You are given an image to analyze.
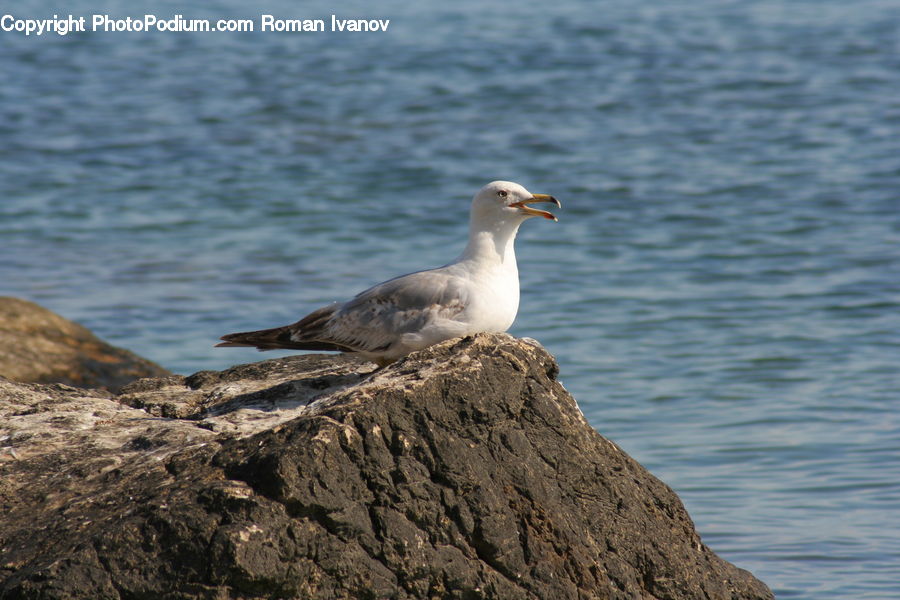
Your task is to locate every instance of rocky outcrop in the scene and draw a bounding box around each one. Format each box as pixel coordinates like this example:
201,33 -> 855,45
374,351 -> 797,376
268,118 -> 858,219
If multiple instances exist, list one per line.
0,333 -> 773,600
0,297 -> 171,393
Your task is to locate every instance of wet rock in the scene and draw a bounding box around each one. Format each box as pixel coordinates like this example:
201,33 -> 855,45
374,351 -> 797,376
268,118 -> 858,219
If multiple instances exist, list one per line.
0,297 -> 171,393
0,333 -> 773,599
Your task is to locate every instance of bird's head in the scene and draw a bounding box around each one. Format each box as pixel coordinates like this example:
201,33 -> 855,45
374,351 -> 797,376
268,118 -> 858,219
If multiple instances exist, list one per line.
471,181 -> 560,224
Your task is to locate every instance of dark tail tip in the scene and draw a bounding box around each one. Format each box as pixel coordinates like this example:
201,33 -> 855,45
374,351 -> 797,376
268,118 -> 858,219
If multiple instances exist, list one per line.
215,330 -> 272,349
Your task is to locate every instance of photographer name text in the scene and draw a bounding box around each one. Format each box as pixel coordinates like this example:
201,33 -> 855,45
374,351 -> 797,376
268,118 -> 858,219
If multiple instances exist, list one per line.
1,14 -> 391,36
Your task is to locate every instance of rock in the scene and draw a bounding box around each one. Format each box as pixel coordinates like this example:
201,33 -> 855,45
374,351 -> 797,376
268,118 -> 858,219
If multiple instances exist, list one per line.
0,297 -> 171,393
0,333 -> 773,600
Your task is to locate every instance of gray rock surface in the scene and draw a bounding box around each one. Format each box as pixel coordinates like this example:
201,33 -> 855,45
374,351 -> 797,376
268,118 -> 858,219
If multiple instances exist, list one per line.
0,333 -> 773,600
0,297 -> 171,392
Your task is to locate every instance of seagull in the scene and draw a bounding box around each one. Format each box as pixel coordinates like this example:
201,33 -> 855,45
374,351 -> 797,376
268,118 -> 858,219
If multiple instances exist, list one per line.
217,181 -> 560,367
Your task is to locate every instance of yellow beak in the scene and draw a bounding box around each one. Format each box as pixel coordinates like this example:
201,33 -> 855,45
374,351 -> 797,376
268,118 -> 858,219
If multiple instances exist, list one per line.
510,193 -> 561,221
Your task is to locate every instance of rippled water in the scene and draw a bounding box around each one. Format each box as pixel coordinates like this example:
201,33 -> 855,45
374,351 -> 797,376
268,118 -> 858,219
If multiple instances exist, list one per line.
2,1 -> 899,597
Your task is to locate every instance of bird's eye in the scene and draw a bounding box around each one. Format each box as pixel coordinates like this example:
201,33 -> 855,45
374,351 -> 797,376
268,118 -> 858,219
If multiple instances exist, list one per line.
498,190 -> 508,198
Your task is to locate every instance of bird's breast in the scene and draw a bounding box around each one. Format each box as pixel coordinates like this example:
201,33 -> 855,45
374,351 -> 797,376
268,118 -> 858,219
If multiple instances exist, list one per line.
462,263 -> 520,333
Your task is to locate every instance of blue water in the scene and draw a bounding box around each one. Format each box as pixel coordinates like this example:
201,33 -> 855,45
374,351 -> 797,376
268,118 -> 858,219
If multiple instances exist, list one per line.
2,1 -> 899,596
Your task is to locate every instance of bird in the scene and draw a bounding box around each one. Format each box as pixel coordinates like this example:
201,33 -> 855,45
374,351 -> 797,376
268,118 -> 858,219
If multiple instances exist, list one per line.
216,181 -> 560,367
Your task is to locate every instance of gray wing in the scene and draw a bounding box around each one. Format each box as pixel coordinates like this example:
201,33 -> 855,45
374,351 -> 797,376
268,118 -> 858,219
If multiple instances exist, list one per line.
318,268 -> 470,353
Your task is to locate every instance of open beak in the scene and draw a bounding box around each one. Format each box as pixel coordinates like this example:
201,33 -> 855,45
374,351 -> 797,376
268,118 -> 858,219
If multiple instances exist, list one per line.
510,193 -> 561,221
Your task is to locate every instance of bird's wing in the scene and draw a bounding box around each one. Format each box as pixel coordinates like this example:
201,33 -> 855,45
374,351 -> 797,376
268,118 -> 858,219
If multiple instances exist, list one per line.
303,268 -> 470,353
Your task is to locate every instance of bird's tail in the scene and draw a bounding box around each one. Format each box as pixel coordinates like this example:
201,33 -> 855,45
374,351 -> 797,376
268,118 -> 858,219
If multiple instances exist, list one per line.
216,325 -> 301,351
216,305 -> 352,352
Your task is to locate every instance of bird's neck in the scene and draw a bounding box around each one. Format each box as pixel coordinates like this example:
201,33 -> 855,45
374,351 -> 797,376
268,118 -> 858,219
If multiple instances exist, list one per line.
459,218 -> 523,268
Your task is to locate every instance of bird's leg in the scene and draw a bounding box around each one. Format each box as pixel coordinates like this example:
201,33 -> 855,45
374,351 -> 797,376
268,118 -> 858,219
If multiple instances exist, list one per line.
362,358 -> 395,377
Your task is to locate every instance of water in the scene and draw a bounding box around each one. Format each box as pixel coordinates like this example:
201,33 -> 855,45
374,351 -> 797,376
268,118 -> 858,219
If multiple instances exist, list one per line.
2,0 -> 899,597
